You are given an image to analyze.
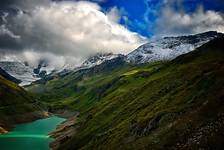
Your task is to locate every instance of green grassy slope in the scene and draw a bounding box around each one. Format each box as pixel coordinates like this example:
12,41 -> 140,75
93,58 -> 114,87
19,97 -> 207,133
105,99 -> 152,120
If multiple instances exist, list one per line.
27,59 -> 139,111
28,37 -> 224,149
0,75 -> 44,128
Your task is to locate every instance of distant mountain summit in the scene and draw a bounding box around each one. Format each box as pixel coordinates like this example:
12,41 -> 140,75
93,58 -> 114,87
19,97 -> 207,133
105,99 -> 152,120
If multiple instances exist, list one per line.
0,60 -> 56,86
126,31 -> 223,64
81,53 -> 124,69
0,61 -> 40,86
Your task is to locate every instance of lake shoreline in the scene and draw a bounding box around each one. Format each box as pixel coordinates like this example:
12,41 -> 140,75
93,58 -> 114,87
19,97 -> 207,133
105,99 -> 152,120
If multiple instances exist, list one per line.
0,116 -> 66,150
49,110 -> 80,150
0,109 -> 79,150
0,110 -> 49,134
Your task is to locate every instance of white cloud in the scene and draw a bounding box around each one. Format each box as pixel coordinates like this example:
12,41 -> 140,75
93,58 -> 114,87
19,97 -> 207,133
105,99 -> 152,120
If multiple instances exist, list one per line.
106,7 -> 121,23
21,51 -> 82,68
1,0 -> 146,66
154,6 -> 224,37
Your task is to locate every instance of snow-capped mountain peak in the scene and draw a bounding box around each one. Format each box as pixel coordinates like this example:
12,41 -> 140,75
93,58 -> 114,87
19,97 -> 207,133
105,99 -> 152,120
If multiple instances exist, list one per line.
0,59 -> 62,86
81,53 -> 123,68
0,61 -> 40,86
126,31 -> 223,64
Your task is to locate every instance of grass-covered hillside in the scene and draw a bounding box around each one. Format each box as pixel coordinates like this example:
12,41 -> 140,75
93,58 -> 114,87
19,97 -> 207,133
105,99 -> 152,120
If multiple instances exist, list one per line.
28,37 -> 224,150
0,75 -> 45,130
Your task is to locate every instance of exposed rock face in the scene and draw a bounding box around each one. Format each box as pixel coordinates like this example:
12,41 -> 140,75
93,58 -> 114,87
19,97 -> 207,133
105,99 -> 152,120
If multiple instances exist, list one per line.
129,114 -> 163,137
0,126 -> 8,134
175,113 -> 224,150
49,111 -> 80,150
0,67 -> 21,84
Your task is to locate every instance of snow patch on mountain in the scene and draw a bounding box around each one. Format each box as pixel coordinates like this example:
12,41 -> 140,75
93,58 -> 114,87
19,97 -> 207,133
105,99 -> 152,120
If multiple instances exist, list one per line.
126,31 -> 223,64
81,53 -> 122,69
0,61 -> 40,86
0,56 -> 78,86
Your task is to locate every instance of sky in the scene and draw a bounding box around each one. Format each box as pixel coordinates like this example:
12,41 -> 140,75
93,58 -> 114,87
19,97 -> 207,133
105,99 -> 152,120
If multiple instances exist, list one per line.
97,0 -> 224,36
0,0 -> 224,68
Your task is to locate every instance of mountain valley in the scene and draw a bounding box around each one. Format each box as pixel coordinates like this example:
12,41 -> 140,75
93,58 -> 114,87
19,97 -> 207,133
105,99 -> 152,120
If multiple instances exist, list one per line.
26,36 -> 224,149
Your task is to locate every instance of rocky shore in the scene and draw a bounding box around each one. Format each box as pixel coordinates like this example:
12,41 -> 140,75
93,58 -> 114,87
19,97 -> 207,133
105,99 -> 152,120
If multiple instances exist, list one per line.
49,110 -> 79,150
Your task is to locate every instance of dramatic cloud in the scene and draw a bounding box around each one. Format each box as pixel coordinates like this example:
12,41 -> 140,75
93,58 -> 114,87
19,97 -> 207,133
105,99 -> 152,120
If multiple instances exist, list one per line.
0,0 -> 146,66
153,3 -> 224,37
2,0 -> 223,68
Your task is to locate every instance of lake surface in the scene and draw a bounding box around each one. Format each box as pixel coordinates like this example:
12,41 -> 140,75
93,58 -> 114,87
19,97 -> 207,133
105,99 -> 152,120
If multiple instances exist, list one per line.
0,116 -> 66,150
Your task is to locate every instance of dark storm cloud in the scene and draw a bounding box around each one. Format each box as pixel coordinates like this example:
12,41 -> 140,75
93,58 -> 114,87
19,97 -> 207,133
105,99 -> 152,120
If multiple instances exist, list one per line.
0,0 -> 15,9
0,34 -> 21,50
0,0 -> 50,10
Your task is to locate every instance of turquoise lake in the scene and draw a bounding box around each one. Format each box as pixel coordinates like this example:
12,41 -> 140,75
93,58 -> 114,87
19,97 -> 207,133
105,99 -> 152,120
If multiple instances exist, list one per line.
0,116 -> 66,150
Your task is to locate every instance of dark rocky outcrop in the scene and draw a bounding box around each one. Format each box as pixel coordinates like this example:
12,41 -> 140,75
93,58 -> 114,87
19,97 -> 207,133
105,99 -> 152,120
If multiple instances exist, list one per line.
0,67 -> 21,84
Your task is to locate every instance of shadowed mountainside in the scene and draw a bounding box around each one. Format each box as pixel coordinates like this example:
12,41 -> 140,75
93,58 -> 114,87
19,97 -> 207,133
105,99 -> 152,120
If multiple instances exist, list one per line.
0,75 -> 46,132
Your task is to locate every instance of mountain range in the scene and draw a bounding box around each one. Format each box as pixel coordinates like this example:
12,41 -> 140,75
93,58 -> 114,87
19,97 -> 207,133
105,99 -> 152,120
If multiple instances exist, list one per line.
0,31 -> 223,86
